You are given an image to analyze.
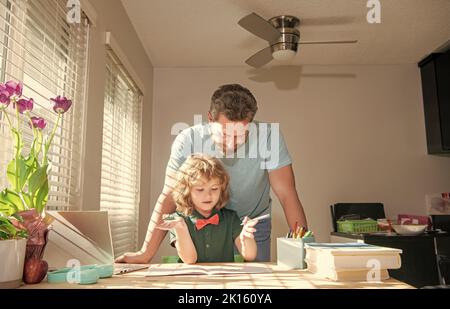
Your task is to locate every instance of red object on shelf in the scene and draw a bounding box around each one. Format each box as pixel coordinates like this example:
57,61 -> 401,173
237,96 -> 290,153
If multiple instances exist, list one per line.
397,214 -> 432,228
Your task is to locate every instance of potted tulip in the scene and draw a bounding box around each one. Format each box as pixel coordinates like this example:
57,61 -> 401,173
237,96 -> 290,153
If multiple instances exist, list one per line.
0,80 -> 72,285
0,214 -> 28,288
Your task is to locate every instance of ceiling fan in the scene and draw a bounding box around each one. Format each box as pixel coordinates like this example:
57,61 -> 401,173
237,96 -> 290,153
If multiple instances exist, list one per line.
238,13 -> 358,68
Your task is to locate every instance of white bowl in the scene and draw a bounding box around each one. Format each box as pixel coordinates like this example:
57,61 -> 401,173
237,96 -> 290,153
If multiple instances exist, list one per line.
391,224 -> 427,236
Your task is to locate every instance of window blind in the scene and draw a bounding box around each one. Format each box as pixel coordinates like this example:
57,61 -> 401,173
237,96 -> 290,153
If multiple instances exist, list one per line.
0,0 -> 89,210
100,49 -> 142,257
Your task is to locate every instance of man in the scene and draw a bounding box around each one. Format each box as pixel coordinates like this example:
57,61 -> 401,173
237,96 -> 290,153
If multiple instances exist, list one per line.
116,84 -> 307,263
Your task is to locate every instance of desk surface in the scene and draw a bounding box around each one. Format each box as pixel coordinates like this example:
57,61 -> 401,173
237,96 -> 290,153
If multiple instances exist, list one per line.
22,263 -> 413,289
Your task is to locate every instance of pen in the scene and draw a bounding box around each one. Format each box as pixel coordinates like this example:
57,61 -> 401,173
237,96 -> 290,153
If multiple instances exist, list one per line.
295,226 -> 302,238
303,230 -> 313,238
241,214 -> 271,225
162,215 -> 176,221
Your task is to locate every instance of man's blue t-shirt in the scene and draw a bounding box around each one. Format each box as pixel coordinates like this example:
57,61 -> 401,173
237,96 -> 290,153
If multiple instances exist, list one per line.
166,121 -> 292,219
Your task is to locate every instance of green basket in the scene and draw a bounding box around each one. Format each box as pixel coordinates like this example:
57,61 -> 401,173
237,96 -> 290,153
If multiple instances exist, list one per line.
337,219 -> 379,233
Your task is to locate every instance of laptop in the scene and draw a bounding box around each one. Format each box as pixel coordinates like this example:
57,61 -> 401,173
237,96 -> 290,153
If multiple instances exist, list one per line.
43,211 -> 148,275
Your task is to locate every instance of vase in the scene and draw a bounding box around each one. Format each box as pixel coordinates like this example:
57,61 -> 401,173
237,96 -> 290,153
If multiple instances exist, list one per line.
17,209 -> 51,284
0,238 -> 27,288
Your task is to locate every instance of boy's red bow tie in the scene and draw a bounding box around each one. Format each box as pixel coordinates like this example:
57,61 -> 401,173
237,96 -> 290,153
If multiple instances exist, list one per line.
195,214 -> 219,230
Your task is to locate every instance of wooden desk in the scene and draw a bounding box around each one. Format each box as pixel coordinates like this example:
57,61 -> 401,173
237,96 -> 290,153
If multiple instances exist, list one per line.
22,263 -> 413,289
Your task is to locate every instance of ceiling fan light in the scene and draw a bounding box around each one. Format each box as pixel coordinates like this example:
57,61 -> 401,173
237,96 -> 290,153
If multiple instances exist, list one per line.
272,49 -> 296,61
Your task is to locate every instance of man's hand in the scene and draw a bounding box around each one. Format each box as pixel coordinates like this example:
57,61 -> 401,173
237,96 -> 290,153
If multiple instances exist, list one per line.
115,251 -> 150,264
269,164 -> 308,230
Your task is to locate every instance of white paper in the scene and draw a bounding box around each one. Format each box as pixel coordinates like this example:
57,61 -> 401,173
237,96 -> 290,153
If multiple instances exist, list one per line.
146,263 -> 272,277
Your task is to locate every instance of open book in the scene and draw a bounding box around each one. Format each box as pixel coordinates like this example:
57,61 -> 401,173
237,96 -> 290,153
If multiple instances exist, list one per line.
146,263 -> 272,277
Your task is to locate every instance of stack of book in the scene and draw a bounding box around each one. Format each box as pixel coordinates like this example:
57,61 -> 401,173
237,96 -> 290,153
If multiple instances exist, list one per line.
304,243 -> 402,281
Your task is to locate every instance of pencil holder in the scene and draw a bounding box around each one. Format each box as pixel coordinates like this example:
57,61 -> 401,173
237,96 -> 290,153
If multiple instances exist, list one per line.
277,236 -> 315,269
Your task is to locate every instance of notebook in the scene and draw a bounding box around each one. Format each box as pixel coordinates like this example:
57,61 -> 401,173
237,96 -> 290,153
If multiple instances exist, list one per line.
306,262 -> 390,281
305,243 -> 402,270
305,243 -> 402,256
146,263 -> 272,277
43,211 -> 148,275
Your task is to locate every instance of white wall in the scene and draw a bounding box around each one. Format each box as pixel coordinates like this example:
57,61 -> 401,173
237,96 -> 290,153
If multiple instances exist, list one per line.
80,0 -> 153,246
150,65 -> 450,262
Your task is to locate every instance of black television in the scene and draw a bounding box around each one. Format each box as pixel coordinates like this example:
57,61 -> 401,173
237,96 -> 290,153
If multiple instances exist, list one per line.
418,49 -> 450,154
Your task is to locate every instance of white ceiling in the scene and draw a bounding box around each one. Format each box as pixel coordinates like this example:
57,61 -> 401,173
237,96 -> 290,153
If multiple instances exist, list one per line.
121,0 -> 450,67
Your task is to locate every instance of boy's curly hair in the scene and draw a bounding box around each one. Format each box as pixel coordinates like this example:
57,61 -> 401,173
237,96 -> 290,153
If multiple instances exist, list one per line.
172,154 -> 230,216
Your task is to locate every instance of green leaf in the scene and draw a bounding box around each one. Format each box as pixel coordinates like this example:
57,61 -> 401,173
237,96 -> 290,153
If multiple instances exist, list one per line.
0,217 -> 17,239
6,160 -> 15,188
25,154 -> 39,176
20,192 -> 33,209
34,179 -> 49,213
17,229 -> 28,238
0,204 -> 14,215
0,189 -> 25,215
7,157 -> 30,191
28,165 -> 48,196
11,212 -> 24,222
0,216 -> 28,240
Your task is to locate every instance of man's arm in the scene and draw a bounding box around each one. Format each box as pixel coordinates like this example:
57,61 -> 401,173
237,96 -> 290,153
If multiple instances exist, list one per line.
115,183 -> 177,263
116,130 -> 190,264
115,156 -> 181,263
268,164 -> 308,230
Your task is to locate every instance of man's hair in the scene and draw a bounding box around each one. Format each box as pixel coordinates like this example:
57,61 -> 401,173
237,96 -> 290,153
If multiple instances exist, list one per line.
209,84 -> 258,122
172,154 -> 230,216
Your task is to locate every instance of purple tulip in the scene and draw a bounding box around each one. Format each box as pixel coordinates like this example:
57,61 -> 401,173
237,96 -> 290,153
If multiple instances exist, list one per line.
15,98 -> 34,114
0,84 -> 10,107
5,80 -> 23,96
29,116 -> 47,130
51,96 -> 72,114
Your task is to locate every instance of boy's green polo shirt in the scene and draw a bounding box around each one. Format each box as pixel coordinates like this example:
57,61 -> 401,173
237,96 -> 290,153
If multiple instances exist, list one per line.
169,208 -> 243,263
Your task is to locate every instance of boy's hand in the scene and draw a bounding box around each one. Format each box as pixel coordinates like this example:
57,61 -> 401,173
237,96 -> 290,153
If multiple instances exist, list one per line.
155,214 -> 186,231
240,216 -> 258,240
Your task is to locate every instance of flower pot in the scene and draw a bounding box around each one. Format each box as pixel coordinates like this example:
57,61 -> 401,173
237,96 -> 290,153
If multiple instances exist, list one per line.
0,238 -> 27,288
17,209 -> 51,284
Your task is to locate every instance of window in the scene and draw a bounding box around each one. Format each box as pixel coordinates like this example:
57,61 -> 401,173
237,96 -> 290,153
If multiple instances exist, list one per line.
0,0 -> 89,210
100,50 -> 142,257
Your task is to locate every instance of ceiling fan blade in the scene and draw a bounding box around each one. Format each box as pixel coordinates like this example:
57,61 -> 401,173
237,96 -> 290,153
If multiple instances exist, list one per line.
299,39 -> 358,45
245,46 -> 273,68
238,13 -> 281,42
